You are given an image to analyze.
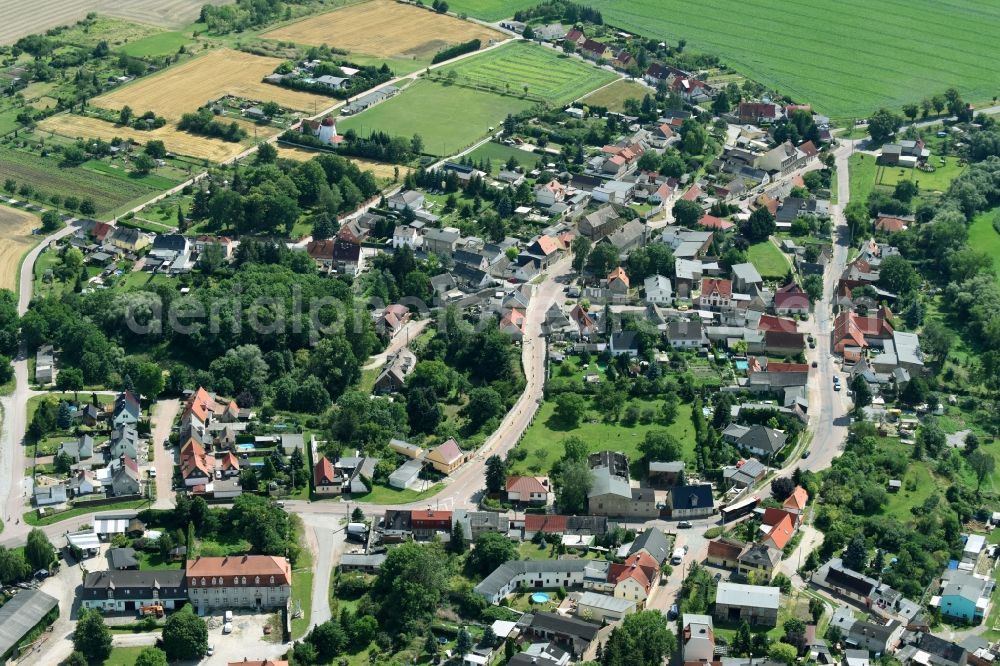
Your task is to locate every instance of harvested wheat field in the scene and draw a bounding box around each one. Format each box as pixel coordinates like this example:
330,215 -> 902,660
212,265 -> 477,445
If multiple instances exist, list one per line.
0,206 -> 39,290
94,49 -> 332,121
264,0 -> 503,62
39,114 -> 280,162
277,146 -> 408,180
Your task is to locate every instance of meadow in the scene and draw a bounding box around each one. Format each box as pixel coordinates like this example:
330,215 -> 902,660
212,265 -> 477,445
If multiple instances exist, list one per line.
580,79 -> 651,112
94,49 -> 331,121
746,241 -> 791,279
337,80 -> 536,156
264,0 -> 503,63
277,146 -> 409,181
0,145 -> 175,217
439,41 -> 618,106
580,0 -> 1000,120
118,30 -> 193,57
466,141 -> 541,173
875,156 -> 965,194
968,208 -> 1000,288
509,395 -> 698,477
444,0 -> 538,21
0,206 -> 39,291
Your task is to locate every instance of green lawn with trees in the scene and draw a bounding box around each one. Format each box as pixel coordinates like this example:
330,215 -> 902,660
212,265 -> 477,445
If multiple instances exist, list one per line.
965,208 -> 1000,287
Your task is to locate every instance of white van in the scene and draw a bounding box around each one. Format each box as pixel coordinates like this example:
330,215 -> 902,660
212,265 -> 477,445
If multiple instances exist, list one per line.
670,547 -> 685,565
224,610 -> 233,623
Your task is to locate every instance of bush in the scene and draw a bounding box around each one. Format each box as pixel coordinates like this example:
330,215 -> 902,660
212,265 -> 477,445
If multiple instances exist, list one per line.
431,39 -> 480,64
703,527 -> 722,539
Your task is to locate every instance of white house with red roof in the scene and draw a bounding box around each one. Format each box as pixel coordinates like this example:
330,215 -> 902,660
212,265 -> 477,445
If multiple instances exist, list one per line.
505,476 -> 550,504
699,278 -> 733,311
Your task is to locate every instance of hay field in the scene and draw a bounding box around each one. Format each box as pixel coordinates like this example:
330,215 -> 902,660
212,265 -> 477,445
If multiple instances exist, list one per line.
0,206 -> 39,291
276,147 -> 409,180
38,114 -> 278,162
264,0 -> 504,62
0,0 -> 227,45
94,49 -> 331,121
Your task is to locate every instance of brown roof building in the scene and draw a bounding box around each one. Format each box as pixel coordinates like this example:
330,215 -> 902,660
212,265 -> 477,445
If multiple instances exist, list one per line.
186,555 -> 292,610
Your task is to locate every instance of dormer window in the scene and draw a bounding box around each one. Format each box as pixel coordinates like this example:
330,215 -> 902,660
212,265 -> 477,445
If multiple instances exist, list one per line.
255,576 -> 260,584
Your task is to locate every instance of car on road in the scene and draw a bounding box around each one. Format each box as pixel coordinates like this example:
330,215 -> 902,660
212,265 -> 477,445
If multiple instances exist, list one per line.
667,604 -> 678,619
834,383 -> 841,391
802,450 -> 810,458
812,361 -> 818,367
677,520 -> 692,528
714,572 -> 723,581
207,645 -> 214,656
148,469 -> 157,478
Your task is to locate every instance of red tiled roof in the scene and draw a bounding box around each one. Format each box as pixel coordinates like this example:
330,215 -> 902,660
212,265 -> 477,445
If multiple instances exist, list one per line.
875,216 -> 908,233
784,485 -> 809,511
501,308 -> 526,332
536,235 -> 560,256
186,555 -> 291,586
608,266 -> 630,288
763,513 -> 795,550
708,538 -> 744,559
700,278 -> 732,300
525,514 -> 568,533
411,510 -> 452,523
314,456 -> 336,487
219,451 -> 240,472
762,507 -> 798,528
739,102 -> 776,119
506,476 -> 548,495
681,185 -> 702,201
798,140 -> 819,158
698,214 -> 734,230
757,314 -> 797,333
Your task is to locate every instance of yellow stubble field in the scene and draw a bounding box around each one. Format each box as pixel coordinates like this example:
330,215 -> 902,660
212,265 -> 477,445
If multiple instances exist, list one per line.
263,0 -> 503,61
0,206 -> 39,291
276,146 -> 408,181
38,114 -> 281,163
93,49 -> 333,121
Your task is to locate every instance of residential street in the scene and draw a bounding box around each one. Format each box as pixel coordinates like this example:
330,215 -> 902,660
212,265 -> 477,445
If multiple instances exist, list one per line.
150,399 -> 180,509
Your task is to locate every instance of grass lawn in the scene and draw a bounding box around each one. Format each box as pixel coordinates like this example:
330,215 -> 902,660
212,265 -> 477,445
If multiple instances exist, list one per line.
24,499 -> 149,526
579,0 -> 1000,121
466,141 -> 541,174
103,646 -> 149,666
884,459 -> 936,521
967,207 -> 1000,287
875,156 -> 965,194
439,42 -> 617,106
580,79 -> 651,112
848,153 -> 878,204
118,31 -> 192,58
746,241 -> 790,278
134,549 -> 182,570
290,525 -> 313,639
337,80 -> 535,156
510,396 -> 697,476
350,482 -> 444,504
444,0 -> 537,20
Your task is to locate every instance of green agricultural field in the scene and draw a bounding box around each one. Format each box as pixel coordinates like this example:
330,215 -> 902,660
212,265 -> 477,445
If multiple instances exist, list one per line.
0,146 -> 174,217
509,396 -> 697,477
466,141 -> 541,173
580,79 -> 651,112
581,0 -> 1000,120
337,80 -> 536,156
747,241 -> 790,278
969,208 -> 1000,288
118,31 -> 192,57
444,0 -> 538,21
438,42 -> 617,106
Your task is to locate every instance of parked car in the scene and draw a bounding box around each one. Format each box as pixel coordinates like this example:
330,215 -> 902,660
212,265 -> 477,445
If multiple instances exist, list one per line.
223,622 -> 233,634
667,604 -> 679,620
207,645 -> 214,656
677,520 -> 692,528
224,611 -> 233,623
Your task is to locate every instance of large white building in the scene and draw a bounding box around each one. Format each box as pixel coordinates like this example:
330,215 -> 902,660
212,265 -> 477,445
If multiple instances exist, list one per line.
186,555 -> 292,611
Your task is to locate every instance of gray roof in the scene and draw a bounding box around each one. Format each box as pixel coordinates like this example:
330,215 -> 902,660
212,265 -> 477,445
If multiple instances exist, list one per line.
0,589 -> 58,657
893,331 -> 923,367
577,591 -> 635,613
940,570 -> 991,603
716,582 -> 780,609
667,320 -> 704,342
738,425 -> 788,454
82,569 -> 186,599
649,461 -> 685,474
629,528 -> 669,564
589,465 -> 632,500
739,543 -> 781,568
732,262 -> 763,285
529,611 -> 600,641
475,560 -> 590,599
340,553 -> 386,569
280,433 -> 304,451
107,547 -> 138,569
